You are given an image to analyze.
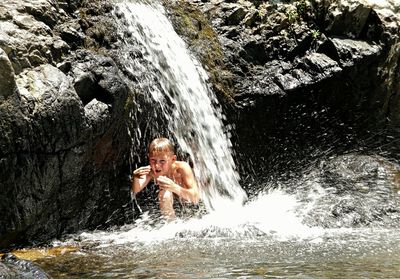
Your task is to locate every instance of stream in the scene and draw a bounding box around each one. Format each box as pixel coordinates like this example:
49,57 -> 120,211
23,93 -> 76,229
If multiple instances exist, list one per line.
34,188 -> 400,278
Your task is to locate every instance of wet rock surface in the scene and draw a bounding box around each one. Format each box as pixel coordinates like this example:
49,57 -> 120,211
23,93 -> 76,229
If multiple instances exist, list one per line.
0,254 -> 50,279
176,0 -> 400,176
299,154 -> 400,228
0,0 -> 133,250
243,153 -> 400,228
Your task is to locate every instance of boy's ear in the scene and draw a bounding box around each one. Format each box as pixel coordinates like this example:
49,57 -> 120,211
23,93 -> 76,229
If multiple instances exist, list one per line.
172,154 -> 177,161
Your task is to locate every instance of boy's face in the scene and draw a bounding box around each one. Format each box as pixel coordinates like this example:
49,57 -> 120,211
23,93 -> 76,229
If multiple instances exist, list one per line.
149,151 -> 176,178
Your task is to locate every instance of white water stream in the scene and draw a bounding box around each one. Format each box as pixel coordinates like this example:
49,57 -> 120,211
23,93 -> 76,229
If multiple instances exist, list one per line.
115,1 -> 247,211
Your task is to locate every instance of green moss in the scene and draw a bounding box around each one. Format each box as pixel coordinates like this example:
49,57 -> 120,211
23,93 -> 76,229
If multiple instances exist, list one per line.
284,0 -> 312,25
295,0 -> 308,18
287,8 -> 299,24
163,0 -> 235,103
124,94 -> 134,114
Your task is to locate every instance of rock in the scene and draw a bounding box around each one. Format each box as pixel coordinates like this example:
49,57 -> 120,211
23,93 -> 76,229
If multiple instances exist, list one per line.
387,41 -> 400,123
224,5 -> 247,26
0,0 -> 131,251
319,37 -> 382,67
23,0 -> 63,29
0,48 -> 17,99
243,9 -> 260,27
85,98 -> 110,125
299,154 -> 400,228
0,254 -> 51,279
73,70 -> 98,105
180,0 -> 400,179
325,2 -> 372,38
57,0 -> 81,13
0,48 -> 132,250
0,0 -> 71,74
56,20 -> 85,49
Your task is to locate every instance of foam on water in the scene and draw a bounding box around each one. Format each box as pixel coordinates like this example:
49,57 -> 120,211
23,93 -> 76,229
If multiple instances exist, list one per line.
68,189 -> 323,248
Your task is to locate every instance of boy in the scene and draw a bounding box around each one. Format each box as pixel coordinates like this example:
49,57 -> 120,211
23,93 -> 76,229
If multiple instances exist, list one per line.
132,138 -> 200,219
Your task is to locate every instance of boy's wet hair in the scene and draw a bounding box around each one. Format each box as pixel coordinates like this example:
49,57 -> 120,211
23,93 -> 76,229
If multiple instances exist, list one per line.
148,138 -> 175,155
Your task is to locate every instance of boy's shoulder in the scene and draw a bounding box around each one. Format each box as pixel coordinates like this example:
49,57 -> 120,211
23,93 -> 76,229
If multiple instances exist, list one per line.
174,160 -> 191,171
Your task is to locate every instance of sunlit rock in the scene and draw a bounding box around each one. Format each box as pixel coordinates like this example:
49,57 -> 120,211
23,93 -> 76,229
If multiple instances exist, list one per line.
0,48 -> 17,99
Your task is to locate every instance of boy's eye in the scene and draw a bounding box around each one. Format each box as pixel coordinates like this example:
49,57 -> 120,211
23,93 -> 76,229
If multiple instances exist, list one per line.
150,159 -> 166,164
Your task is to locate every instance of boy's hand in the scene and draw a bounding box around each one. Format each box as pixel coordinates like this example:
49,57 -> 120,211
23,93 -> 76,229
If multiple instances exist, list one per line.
156,176 -> 177,191
133,166 -> 151,178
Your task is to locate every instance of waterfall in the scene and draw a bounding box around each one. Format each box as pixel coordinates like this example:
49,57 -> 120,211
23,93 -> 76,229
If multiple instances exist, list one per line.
114,1 -> 247,210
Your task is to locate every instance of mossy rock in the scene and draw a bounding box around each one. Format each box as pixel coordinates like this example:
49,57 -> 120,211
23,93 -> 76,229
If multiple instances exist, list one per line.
163,0 -> 235,103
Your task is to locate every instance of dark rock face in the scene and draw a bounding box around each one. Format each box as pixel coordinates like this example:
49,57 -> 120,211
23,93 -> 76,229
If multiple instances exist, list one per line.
179,0 -> 400,176
0,0 -> 134,250
0,56 -> 134,248
0,48 -> 17,98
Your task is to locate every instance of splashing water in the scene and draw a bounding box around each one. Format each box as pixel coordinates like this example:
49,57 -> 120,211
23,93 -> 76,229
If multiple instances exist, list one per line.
115,1 -> 247,210
41,167 -> 400,278
63,188 -> 318,248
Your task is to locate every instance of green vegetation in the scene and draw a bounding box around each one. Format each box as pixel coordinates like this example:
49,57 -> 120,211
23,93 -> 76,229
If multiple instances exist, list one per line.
287,8 -> 299,24
311,28 -> 321,39
286,0 -> 309,24
295,0 -> 308,19
163,0 -> 235,102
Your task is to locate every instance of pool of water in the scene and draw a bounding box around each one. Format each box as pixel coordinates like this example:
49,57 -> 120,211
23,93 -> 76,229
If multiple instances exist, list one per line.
34,190 -> 400,278
35,228 -> 400,278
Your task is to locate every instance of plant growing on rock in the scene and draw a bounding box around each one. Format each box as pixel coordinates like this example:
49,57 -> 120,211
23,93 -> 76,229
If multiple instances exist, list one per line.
311,28 -> 321,39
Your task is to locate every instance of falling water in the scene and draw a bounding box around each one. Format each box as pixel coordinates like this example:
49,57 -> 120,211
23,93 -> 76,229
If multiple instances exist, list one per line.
114,1 -> 247,210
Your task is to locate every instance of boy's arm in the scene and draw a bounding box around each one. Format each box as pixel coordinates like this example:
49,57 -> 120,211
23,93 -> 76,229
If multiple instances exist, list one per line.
179,163 -> 200,203
132,166 -> 152,193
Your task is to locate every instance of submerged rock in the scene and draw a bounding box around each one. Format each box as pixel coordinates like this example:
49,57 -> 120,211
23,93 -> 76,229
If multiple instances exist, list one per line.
0,254 -> 51,279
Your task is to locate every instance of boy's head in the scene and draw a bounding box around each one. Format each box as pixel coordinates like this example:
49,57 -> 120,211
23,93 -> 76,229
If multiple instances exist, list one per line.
148,138 -> 176,177
148,138 -> 175,156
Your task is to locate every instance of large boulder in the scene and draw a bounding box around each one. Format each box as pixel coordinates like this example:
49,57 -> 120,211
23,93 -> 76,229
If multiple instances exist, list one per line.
0,56 -> 134,248
0,0 -> 134,250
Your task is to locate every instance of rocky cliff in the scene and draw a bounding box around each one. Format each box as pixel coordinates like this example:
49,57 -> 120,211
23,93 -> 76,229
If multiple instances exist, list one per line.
165,0 -> 400,176
0,0 -> 134,249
